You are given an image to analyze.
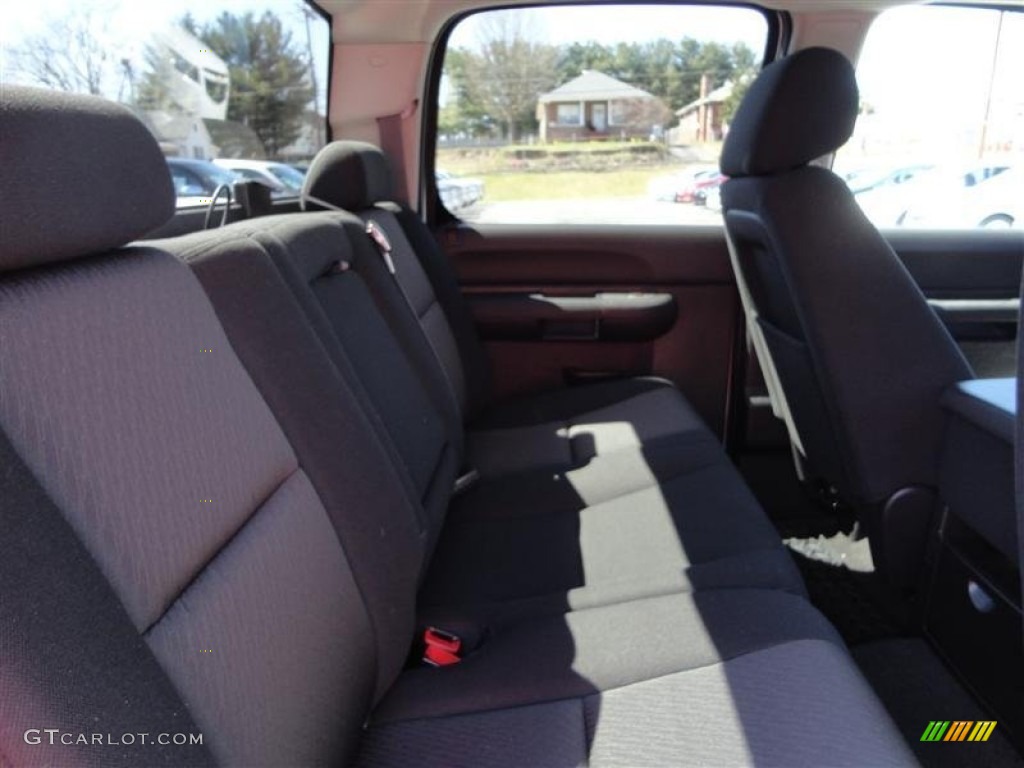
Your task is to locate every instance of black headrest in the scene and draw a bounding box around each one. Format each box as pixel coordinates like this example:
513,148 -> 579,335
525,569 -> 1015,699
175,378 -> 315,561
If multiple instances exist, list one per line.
0,86 -> 175,272
302,141 -> 395,212
720,47 -> 859,178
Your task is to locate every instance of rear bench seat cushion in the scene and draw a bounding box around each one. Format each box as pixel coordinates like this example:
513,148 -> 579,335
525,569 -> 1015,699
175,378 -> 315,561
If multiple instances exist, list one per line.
467,378 -> 715,478
359,640 -> 915,768
420,459 -> 806,628
358,591 -> 917,767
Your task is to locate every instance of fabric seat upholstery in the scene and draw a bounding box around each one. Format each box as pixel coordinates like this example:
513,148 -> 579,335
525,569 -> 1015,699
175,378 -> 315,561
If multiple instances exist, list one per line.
169,213 -> 806,631
0,87 -> 385,766
719,47 -> 973,580
0,85 -> 917,768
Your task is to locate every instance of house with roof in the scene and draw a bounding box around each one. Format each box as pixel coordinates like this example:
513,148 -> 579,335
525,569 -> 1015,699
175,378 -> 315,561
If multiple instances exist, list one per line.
536,70 -> 670,142
671,80 -> 733,145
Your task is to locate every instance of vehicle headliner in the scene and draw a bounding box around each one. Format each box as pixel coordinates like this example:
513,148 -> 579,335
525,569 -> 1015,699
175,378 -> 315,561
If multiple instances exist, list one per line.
317,0 -> 1024,44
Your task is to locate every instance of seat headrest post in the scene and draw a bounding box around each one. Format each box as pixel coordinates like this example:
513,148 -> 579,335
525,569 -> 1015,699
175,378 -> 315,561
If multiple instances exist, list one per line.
720,47 -> 859,178
302,141 -> 395,212
0,86 -> 175,272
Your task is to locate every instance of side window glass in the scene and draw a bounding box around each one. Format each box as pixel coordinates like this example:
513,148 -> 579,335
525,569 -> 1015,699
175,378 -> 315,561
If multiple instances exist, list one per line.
836,6 -> 1023,230
3,1 -> 330,209
436,5 -> 769,225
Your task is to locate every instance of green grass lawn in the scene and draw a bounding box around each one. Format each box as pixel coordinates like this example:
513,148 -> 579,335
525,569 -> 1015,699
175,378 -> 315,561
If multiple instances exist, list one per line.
475,168 -> 669,201
437,143 -> 722,201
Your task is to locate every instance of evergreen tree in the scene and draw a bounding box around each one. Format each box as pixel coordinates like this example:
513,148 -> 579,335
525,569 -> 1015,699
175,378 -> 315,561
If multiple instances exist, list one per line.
197,11 -> 313,158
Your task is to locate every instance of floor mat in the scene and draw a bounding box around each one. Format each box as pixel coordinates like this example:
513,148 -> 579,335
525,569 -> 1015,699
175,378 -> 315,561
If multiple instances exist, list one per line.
776,514 -> 912,645
854,638 -> 1023,768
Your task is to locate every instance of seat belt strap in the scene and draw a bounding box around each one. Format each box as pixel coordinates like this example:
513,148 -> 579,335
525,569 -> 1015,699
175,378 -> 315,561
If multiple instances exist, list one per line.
303,191 -> 466,422
365,220 -> 396,274
1015,268 -> 1023,644
377,100 -> 418,205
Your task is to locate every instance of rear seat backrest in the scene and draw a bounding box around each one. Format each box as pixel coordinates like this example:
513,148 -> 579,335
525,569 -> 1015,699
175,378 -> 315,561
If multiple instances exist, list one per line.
303,141 -> 493,422
170,215 -> 457,558
0,87 -> 378,767
167,224 -> 432,686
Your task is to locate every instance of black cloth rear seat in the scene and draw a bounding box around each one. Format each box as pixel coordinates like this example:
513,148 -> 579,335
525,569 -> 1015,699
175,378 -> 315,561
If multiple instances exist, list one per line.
302,141 -> 716,482
0,87 -> 915,767
168,211 -> 805,635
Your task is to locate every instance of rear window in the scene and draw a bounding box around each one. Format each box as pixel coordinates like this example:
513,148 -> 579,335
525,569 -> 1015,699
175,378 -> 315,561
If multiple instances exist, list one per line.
434,4 -> 770,225
3,0 -> 331,207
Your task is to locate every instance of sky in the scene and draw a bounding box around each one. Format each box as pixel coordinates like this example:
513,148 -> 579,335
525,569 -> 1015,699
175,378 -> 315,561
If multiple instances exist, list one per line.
855,6 -> 1023,128
449,4 -> 769,51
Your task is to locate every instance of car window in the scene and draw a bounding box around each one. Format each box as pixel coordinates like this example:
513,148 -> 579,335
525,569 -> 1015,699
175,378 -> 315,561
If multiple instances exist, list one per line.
435,4 -> 769,225
234,168 -> 268,183
835,6 -> 1024,230
205,163 -> 243,189
267,164 -> 307,190
169,166 -> 206,196
2,0 -> 330,209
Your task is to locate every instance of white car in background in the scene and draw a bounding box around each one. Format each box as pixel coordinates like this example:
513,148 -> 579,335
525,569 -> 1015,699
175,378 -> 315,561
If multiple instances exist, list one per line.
213,158 -> 308,197
852,163 -> 1009,227
846,164 -> 934,226
902,167 -> 1022,229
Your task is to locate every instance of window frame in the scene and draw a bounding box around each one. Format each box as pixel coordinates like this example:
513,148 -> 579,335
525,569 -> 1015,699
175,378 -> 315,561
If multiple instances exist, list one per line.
422,1 -> 787,225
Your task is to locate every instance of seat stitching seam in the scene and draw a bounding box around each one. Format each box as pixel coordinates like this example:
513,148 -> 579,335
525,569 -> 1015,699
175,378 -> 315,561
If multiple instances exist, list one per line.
140,466 -> 301,636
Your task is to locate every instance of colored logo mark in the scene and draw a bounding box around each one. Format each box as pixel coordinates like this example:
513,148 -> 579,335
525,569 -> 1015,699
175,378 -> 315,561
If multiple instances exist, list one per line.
920,721 -> 997,742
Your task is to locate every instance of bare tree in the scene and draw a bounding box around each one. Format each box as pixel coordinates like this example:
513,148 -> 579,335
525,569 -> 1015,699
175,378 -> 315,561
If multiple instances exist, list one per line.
11,8 -> 113,96
454,10 -> 558,142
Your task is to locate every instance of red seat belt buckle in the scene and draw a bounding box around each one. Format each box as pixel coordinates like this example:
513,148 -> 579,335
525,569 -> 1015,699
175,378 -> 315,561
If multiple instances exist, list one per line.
423,627 -> 462,667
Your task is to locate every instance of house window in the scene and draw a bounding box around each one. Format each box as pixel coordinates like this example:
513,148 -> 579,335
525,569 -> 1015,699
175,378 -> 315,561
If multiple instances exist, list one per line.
435,4 -> 769,225
609,100 -> 628,126
555,103 -> 582,126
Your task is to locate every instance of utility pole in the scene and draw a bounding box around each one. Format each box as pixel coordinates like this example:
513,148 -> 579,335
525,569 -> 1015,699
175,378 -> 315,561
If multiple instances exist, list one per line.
301,3 -> 323,148
978,10 -> 1004,159
118,58 -> 135,105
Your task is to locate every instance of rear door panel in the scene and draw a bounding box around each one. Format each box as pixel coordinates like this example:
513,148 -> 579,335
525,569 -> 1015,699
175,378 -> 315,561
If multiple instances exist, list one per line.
891,230 -> 1023,379
439,224 -> 740,438
437,223 -> 1022,449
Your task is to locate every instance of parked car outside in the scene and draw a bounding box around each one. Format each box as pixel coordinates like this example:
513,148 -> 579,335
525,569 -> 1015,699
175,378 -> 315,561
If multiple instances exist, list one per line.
902,167 -> 1022,229
843,164 -> 933,195
694,173 -> 728,206
646,166 -> 715,202
675,169 -> 726,203
845,164 -> 935,225
165,157 -> 241,207
852,164 -> 1007,227
213,158 -> 307,197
